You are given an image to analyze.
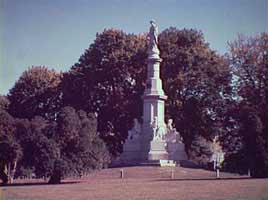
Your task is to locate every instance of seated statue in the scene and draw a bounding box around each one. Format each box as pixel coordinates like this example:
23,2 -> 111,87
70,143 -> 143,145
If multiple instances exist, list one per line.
156,124 -> 166,141
127,118 -> 141,141
165,119 -> 183,142
167,119 -> 175,133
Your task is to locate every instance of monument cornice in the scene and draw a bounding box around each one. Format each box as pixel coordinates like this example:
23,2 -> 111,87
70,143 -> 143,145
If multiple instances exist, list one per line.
143,94 -> 167,100
146,57 -> 162,63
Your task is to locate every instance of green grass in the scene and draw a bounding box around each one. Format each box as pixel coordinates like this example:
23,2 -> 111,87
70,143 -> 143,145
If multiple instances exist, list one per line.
2,166 -> 268,200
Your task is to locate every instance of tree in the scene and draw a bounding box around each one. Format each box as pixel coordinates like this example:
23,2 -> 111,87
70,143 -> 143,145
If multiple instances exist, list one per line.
14,107 -> 110,184
15,117 -> 58,180
8,66 -> 62,120
49,107 -> 110,183
188,135 -> 213,167
0,110 -> 22,184
158,28 -> 232,158
224,33 -> 268,177
61,29 -> 147,156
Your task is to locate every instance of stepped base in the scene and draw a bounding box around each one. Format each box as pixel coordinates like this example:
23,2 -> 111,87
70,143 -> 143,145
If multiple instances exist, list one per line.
167,142 -> 188,161
139,160 -> 161,166
120,139 -> 141,161
148,140 -> 169,160
111,159 -> 179,167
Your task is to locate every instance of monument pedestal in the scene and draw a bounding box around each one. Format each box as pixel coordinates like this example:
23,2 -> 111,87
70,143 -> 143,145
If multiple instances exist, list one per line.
120,139 -> 141,162
167,142 -> 188,162
148,140 -> 168,160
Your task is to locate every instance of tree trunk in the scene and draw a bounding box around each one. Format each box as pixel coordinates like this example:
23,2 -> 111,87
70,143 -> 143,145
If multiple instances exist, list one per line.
0,170 -> 8,185
48,170 -> 61,184
8,161 -> 17,184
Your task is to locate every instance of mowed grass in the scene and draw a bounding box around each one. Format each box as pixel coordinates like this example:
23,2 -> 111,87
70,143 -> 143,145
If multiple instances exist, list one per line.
2,166 -> 268,200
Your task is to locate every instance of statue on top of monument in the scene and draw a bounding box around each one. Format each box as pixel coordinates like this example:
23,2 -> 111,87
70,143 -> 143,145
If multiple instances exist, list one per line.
148,20 -> 160,57
149,20 -> 158,46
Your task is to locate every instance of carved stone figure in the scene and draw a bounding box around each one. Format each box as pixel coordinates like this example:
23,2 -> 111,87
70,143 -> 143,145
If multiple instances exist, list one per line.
148,20 -> 160,57
151,116 -> 158,140
149,20 -> 158,48
150,116 -> 166,141
156,124 -> 166,141
167,119 -> 174,133
127,118 -> 141,140
165,118 -> 183,142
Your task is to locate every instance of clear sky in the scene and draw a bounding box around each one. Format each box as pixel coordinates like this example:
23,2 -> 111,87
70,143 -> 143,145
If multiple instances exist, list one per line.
0,0 -> 267,94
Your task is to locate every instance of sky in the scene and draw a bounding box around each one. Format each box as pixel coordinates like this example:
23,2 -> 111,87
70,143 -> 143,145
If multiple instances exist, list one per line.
0,0 -> 267,95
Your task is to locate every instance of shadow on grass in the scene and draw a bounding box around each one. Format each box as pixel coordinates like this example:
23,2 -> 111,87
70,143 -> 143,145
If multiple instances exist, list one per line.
152,177 -> 267,182
0,180 -> 81,187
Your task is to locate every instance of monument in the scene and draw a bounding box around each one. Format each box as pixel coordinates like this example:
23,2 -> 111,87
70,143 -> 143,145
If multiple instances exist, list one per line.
120,21 -> 187,165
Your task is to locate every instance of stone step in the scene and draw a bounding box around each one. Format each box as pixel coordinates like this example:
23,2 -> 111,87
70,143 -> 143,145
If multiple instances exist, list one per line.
118,159 -> 178,167
139,160 -> 161,166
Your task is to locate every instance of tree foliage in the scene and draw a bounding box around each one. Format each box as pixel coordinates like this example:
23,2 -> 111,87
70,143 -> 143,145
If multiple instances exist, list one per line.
223,33 -> 268,177
0,95 -> 10,111
15,107 -> 110,184
8,66 -> 62,120
0,110 -> 22,184
158,28 -> 232,158
50,107 -> 110,183
62,29 -> 147,156
15,117 -> 58,180
188,135 -> 213,167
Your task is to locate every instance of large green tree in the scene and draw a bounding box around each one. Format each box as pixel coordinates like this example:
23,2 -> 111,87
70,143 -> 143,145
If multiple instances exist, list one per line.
158,28 -> 232,161
62,29 -> 147,156
15,107 -> 110,184
8,66 -> 62,120
15,117 -> 58,180
223,33 -> 268,177
50,107 -> 110,183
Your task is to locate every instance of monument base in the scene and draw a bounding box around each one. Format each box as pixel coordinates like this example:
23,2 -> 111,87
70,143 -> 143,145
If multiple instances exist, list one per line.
120,139 -> 141,162
148,140 -> 168,160
167,142 -> 188,162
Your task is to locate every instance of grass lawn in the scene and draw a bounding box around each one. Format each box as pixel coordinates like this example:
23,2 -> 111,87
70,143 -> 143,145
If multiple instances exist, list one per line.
1,166 -> 268,200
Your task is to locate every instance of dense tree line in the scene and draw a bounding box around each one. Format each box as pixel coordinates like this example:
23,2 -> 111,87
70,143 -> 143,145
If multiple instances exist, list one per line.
1,27 -> 267,184
1,94 -> 110,184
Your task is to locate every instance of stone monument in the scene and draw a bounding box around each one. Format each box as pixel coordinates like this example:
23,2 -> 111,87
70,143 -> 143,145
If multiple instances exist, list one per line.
120,20 -> 187,165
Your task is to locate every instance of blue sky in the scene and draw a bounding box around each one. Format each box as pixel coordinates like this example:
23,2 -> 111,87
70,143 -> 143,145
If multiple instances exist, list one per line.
0,0 -> 267,94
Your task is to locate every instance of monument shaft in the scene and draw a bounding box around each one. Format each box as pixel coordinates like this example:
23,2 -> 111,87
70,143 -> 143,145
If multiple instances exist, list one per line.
141,21 -> 168,160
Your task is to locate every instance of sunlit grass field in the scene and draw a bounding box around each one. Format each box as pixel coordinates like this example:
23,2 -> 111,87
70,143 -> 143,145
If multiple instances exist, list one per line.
2,166 -> 268,200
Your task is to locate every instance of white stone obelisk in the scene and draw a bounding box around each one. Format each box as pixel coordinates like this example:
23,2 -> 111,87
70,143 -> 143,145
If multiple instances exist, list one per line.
141,20 -> 168,160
